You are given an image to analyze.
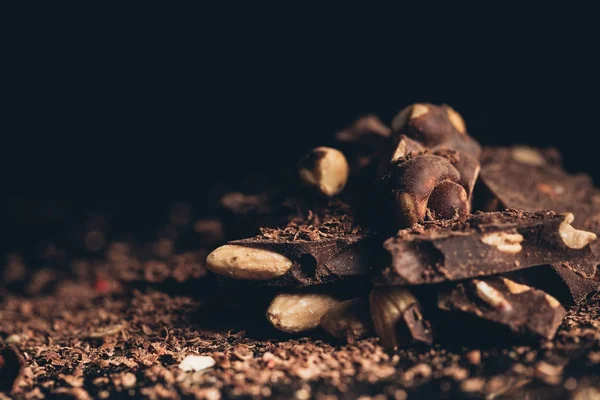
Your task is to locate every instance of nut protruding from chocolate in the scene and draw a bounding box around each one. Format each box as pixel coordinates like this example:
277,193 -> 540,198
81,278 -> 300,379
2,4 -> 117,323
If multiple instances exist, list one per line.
298,147 -> 350,197
320,298 -> 373,342
267,293 -> 340,333
427,180 -> 469,220
369,287 -> 431,349
511,146 -> 547,166
559,213 -> 597,249
473,280 -> 513,312
480,232 -> 524,254
501,278 -> 530,294
444,106 -> 466,135
206,245 -> 293,280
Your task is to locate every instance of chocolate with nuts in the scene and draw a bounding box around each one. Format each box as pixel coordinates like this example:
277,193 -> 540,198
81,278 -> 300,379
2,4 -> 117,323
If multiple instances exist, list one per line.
478,146 -> 600,303
437,277 -> 567,340
206,201 -> 378,287
378,103 -> 481,202
377,210 -> 597,286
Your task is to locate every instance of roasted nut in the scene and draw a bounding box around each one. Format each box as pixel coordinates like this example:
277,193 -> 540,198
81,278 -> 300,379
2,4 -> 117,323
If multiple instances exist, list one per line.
444,105 -> 466,134
501,278 -> 530,294
320,298 -> 373,342
427,180 -> 469,220
480,231 -> 524,254
559,213 -> 597,249
545,294 -> 561,308
379,154 -> 468,228
473,280 -> 513,312
389,103 -> 480,158
369,287 -> 432,348
298,147 -> 350,197
377,135 -> 425,177
206,244 -> 293,280
511,146 -> 547,166
266,293 -> 341,333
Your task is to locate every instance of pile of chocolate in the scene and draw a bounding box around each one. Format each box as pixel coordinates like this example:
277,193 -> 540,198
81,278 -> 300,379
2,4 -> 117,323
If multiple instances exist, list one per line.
205,103 -> 600,348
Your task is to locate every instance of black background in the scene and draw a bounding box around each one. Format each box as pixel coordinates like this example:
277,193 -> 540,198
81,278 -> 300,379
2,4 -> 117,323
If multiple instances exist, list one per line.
3,12 -> 600,250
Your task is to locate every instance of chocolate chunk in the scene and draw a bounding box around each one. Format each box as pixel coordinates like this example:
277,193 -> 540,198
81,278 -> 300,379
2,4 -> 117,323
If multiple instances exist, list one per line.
478,146 -> 600,302
438,277 -> 566,340
377,210 -> 597,286
478,147 -> 600,231
504,265 -> 600,305
209,201 -> 380,287
230,234 -> 377,287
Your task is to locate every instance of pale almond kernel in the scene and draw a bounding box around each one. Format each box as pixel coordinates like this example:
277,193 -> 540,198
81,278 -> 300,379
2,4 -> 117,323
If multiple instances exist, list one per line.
473,280 -> 513,312
480,232 -> 524,254
267,293 -> 340,333
559,213 -> 597,249
205,245 -> 292,280
511,146 -> 546,166
410,103 -> 429,119
501,278 -> 531,294
445,106 -> 466,134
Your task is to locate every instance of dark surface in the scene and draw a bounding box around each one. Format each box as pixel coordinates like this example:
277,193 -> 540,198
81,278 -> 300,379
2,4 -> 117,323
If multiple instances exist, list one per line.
378,210 -> 597,286
507,265 -> 600,306
437,277 -> 567,340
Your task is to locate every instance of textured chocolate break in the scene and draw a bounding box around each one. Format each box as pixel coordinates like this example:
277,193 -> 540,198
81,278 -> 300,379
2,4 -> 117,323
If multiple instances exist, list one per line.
227,202 -> 378,287
377,210 -> 597,286
479,146 -> 600,303
438,277 -> 567,340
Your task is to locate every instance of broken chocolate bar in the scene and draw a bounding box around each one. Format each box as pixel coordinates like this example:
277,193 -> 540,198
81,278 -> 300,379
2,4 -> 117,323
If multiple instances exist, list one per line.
478,146 -> 600,303
206,201 -> 379,287
438,277 -> 566,340
504,265 -> 600,306
377,210 -> 597,286
478,146 -> 600,231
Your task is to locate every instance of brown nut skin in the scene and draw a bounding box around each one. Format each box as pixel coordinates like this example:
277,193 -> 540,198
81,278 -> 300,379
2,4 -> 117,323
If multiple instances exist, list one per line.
391,103 -> 481,158
369,287 -> 432,349
427,180 -> 469,220
380,103 -> 481,181
377,154 -> 466,229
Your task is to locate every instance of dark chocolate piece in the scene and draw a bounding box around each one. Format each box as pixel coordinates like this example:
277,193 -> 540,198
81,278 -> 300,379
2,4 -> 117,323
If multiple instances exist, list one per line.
379,103 -> 481,189
478,146 -> 600,302
504,265 -> 600,305
231,234 -> 378,287
378,210 -> 597,286
219,201 -> 379,287
438,277 -> 566,340
478,146 -> 600,231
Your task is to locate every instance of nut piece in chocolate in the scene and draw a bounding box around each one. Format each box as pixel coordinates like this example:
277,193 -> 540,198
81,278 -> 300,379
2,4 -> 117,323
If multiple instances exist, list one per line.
207,202 -> 377,287
438,277 -> 566,340
378,210 -> 598,286
206,244 -> 293,280
380,103 -> 481,180
298,146 -> 350,197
